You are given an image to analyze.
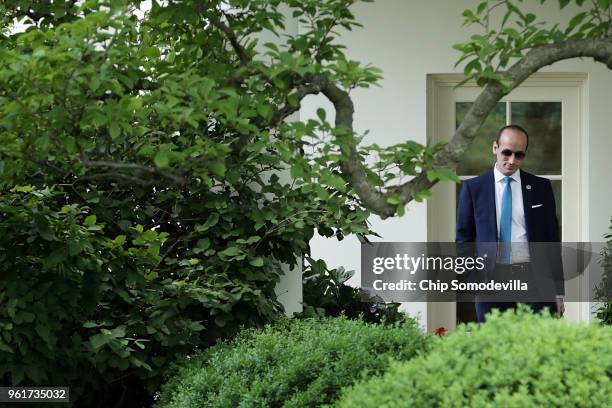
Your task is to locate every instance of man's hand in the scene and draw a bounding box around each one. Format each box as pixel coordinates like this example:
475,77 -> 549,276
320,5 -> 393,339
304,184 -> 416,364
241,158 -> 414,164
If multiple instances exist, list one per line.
555,298 -> 565,317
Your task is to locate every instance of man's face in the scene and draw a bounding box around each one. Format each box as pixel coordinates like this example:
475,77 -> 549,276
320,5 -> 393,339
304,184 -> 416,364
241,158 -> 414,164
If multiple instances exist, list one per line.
492,129 -> 528,176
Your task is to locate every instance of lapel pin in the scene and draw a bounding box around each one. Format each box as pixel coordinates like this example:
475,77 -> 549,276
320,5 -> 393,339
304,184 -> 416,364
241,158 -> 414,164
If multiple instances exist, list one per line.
526,185 -> 531,190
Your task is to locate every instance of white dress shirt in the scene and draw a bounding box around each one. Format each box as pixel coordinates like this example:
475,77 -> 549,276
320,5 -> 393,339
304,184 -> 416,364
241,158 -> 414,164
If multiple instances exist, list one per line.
493,164 -> 530,263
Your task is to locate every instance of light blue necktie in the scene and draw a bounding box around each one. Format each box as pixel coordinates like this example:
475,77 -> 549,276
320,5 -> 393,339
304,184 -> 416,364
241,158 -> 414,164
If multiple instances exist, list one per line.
499,176 -> 512,264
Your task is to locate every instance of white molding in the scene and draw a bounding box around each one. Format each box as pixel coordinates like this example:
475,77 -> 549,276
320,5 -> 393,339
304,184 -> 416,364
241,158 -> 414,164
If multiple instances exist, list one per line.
430,73 -> 588,88
579,74 -> 591,322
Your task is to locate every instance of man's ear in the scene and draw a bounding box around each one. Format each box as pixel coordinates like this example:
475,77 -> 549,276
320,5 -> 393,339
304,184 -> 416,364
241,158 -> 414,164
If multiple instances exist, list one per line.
492,141 -> 498,154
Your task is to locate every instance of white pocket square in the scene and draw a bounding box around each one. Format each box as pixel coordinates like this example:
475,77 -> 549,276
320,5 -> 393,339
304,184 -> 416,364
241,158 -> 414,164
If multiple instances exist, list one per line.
531,204 -> 543,208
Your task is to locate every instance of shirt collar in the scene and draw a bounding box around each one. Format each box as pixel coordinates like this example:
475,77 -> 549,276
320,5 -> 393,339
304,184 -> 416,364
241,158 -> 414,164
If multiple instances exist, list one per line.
493,164 -> 521,184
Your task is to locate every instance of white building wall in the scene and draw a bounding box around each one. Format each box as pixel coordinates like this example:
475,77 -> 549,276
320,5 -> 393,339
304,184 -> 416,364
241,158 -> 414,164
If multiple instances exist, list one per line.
257,8 -> 305,316
303,0 -> 612,326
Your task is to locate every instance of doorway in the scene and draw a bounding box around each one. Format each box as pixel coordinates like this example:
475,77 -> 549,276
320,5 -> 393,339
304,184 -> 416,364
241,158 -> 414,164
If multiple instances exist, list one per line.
426,73 -> 588,331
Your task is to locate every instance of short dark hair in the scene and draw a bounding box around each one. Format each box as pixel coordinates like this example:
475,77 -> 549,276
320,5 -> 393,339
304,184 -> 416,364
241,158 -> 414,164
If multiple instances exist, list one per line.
496,124 -> 529,150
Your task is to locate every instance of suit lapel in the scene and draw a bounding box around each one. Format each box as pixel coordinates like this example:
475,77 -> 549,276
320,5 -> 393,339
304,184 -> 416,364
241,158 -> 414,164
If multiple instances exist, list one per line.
483,171 -> 497,242
520,170 -> 534,241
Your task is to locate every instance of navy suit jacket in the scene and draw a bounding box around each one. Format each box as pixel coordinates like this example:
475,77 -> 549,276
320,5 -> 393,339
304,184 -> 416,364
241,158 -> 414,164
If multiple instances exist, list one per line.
455,169 -> 564,296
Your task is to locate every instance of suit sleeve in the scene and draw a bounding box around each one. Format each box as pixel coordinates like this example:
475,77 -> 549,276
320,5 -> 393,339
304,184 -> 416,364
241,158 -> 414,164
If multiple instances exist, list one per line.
545,179 -> 565,296
456,181 -> 476,243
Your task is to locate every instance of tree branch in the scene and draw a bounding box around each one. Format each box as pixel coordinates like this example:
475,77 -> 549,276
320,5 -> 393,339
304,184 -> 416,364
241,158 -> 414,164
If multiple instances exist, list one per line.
210,16 -> 250,65
75,172 -> 152,186
271,78 -> 327,125
289,73 -> 394,215
204,15 -> 612,220
197,0 -> 250,67
264,37 -> 612,218
80,157 -> 185,185
389,37 -> 612,216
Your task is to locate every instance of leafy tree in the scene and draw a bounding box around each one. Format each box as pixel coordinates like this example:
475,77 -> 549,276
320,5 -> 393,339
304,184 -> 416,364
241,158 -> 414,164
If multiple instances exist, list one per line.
1,0 -> 611,406
0,1 -> 374,405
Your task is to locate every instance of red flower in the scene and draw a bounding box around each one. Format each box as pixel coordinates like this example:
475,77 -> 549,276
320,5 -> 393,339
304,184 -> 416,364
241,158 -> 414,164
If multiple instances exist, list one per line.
435,326 -> 447,336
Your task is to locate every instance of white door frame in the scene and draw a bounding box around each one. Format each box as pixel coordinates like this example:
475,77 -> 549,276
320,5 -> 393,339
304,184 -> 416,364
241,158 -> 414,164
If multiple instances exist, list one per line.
426,73 -> 589,331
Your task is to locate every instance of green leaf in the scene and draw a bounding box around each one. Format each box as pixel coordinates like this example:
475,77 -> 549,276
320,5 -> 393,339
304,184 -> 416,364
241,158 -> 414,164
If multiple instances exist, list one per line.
291,163 -> 305,179
69,241 -> 83,256
89,333 -> 110,351
219,246 -> 242,258
461,9 -> 477,24
412,189 -> 433,202
200,213 -> 219,231
503,28 -> 521,42
11,367 -> 24,384
322,174 -> 347,192
110,326 -> 126,338
437,169 -> 460,182
84,215 -> 97,227
396,203 -> 406,217
10,185 -> 33,193
387,197 -> 400,205
109,122 -> 121,140
316,108 -> 326,122
551,30 -> 565,43
20,312 -> 35,323
90,77 -> 101,92
476,1 -> 488,15
138,145 -> 156,157
195,238 -> 211,252
35,324 -> 52,344
249,257 -> 264,267
566,12 -> 587,34
188,321 -> 205,331
43,248 -> 67,268
82,321 -> 99,328
287,93 -> 299,107
154,150 -> 170,168
0,339 -> 14,354
143,46 -> 160,58
209,162 -> 226,178
145,271 -> 159,280
463,59 -> 482,75
558,0 -> 571,8
256,104 -> 272,118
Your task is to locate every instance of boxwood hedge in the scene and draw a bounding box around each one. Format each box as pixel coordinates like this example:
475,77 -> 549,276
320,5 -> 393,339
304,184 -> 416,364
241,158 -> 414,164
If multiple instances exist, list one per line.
336,306 -> 612,408
157,316 -> 429,408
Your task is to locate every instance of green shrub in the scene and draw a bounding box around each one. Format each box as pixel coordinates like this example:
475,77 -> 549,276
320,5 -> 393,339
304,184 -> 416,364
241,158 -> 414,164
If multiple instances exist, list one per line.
594,218 -> 612,324
157,316 -> 430,408
298,257 -> 405,324
336,307 -> 612,408
0,187 -> 230,406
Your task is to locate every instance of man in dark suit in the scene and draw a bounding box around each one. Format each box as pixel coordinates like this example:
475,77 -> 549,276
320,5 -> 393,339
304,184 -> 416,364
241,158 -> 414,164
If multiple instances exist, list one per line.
456,124 -> 564,322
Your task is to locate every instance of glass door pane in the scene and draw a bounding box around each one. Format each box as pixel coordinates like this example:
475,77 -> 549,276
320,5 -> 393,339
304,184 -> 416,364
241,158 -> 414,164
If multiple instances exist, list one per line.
510,102 -> 562,175
455,102 -> 506,175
